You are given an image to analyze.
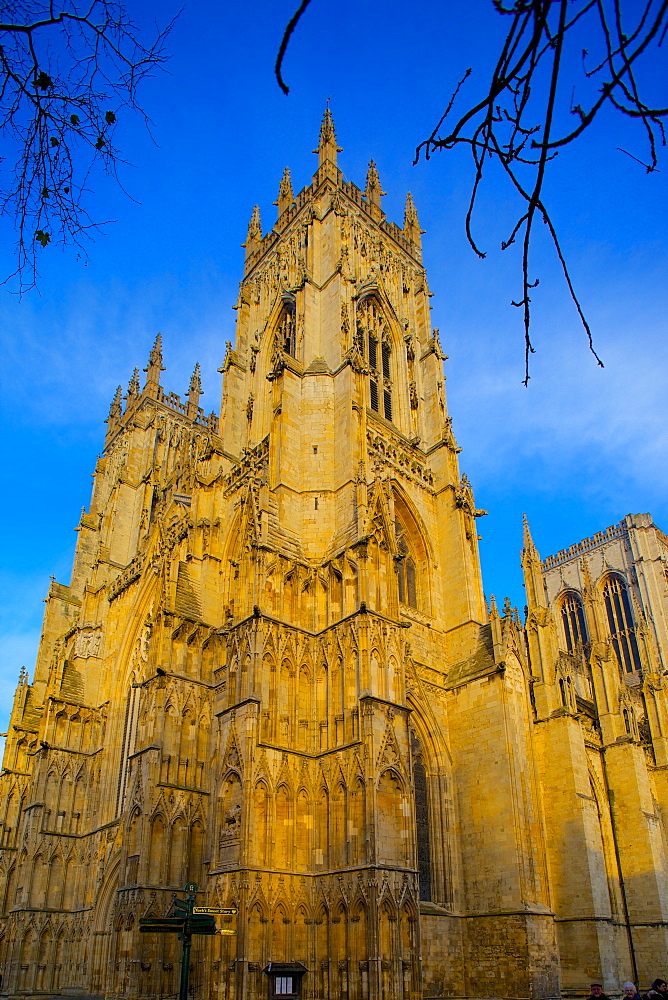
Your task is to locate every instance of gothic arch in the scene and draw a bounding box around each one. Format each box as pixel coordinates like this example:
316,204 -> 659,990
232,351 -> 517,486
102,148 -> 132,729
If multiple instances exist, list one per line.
314,901 -> 330,992
296,661 -> 313,749
52,927 -> 67,990
392,487 -> 431,613
271,900 -> 290,960
600,572 -> 642,673
376,768 -> 407,866
46,853 -> 64,909
248,899 -> 269,965
558,589 -> 588,652
30,852 -> 46,907
316,785 -> 329,868
356,293 -> 403,426
91,852 -> 120,988
34,924 -> 53,991
54,711 -> 68,745
251,780 -> 269,866
293,903 -> 309,961
189,819 -> 205,883
331,780 -> 347,868
295,787 -> 311,870
169,815 -> 188,887
331,898 -> 348,963
71,770 -> 87,834
378,896 -> 397,965
408,696 -> 458,910
273,782 -> 293,868
148,813 -> 167,884
62,852 -> 76,910
18,925 -> 36,991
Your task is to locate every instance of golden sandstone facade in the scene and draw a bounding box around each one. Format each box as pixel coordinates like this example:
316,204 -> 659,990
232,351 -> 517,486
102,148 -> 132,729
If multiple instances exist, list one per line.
1,112 -> 667,999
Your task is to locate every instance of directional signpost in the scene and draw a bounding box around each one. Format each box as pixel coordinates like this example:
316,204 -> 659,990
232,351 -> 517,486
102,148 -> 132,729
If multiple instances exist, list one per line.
138,884 -> 237,1000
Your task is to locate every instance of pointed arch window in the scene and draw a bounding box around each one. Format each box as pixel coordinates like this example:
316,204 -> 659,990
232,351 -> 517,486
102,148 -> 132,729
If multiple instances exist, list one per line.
411,731 -> 431,901
395,518 -> 417,609
115,684 -> 140,816
278,299 -> 296,357
358,297 -> 392,422
603,574 -> 642,674
560,591 -> 588,651
393,491 -> 429,614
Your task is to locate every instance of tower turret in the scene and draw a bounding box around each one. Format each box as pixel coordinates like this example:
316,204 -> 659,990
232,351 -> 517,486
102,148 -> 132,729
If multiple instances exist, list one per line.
143,332 -> 165,397
274,166 -> 294,218
187,362 -> 202,419
126,366 -> 140,403
314,105 -> 342,170
365,158 -> 385,220
243,204 -> 262,260
522,513 -> 546,608
107,384 -> 122,423
404,192 -> 423,254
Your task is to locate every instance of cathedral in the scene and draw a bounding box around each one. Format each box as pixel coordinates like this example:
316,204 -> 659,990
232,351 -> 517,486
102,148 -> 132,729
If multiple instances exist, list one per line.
1,110 -> 668,1000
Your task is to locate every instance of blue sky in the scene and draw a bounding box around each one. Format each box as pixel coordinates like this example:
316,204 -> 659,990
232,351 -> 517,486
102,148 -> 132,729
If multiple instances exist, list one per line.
0,0 -> 666,731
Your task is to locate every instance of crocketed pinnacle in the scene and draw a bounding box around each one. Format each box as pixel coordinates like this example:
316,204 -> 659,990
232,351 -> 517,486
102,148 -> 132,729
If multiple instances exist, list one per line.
274,167 -> 294,217
243,205 -> 262,257
107,385 -> 122,421
188,362 -> 202,399
126,367 -> 140,400
314,106 -> 342,167
144,333 -> 165,395
404,192 -> 423,247
365,159 -> 386,210
521,513 -> 545,609
522,513 -> 539,561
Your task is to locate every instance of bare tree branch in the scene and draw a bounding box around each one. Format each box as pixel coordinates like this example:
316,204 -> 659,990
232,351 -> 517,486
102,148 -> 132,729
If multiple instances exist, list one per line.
414,0 -> 667,382
275,0 -> 314,96
0,1 -> 175,292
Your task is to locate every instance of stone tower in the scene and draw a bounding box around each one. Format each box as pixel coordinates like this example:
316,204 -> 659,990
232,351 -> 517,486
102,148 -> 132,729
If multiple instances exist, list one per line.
1,112 -> 667,1000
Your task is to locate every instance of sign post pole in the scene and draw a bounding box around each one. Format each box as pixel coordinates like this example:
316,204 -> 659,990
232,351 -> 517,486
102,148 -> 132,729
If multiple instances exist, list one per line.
139,882 -> 223,1000
177,882 -> 198,1000
179,930 -> 192,1000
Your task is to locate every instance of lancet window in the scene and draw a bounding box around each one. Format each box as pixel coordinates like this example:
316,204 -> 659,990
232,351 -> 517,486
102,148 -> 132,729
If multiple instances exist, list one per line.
358,296 -> 392,422
277,299 -> 296,357
602,574 -> 642,674
395,518 -> 417,609
560,591 -> 588,652
411,732 -> 432,901
115,684 -> 140,816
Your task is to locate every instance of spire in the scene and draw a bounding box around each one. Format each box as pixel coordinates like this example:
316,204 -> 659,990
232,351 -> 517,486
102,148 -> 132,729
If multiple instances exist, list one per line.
404,192 -> 424,250
274,167 -> 294,218
126,367 -> 140,402
107,385 -> 122,422
243,205 -> 262,259
314,105 -> 342,168
522,513 -> 539,560
521,513 -> 545,609
187,362 -> 202,418
144,333 -> 165,396
365,159 -> 386,216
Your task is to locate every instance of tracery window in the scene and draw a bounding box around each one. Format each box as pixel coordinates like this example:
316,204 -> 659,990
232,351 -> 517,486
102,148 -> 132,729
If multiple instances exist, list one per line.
411,733 -> 432,901
560,591 -> 588,651
603,574 -> 642,674
395,518 -> 417,609
358,297 -> 393,421
277,299 -> 296,357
